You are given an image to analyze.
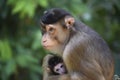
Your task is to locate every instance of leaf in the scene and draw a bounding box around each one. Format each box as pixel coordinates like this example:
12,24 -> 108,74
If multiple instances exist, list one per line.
4,40 -> 13,60
7,0 -> 16,5
23,2 -> 36,18
0,40 -> 12,61
32,30 -> 42,50
12,1 -> 25,14
5,59 -> 16,76
29,65 -> 41,73
38,0 -> 48,7
16,54 -> 28,67
16,54 -> 38,67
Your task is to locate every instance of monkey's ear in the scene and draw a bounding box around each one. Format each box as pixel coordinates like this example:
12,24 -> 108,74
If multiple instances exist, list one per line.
64,16 -> 75,29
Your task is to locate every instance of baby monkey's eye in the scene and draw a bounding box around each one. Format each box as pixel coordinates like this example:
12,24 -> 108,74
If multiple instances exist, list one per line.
56,69 -> 59,71
60,65 -> 63,68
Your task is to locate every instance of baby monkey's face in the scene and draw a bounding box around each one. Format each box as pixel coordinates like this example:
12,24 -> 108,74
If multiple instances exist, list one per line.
54,63 -> 66,75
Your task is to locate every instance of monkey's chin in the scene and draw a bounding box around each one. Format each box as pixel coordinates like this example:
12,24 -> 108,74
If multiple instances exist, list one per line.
43,45 -> 63,55
45,46 -> 63,56
43,46 -> 51,49
43,46 -> 54,51
43,45 -> 53,50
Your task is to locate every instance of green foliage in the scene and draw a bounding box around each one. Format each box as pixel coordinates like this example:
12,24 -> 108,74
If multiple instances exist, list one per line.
0,0 -> 120,80
83,0 -> 120,53
32,30 -> 42,50
0,39 -> 12,61
7,0 -> 48,18
4,59 -> 16,77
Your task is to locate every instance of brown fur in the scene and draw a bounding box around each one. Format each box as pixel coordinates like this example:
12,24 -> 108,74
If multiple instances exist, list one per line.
41,13 -> 114,80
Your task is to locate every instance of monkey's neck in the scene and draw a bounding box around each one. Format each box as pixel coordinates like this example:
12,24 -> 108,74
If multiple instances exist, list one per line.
61,28 -> 77,53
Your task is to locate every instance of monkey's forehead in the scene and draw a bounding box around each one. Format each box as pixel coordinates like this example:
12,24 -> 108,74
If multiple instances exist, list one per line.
40,8 -> 71,25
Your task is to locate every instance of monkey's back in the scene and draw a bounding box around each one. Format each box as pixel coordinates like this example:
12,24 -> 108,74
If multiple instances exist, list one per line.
78,23 -> 114,80
68,21 -> 114,80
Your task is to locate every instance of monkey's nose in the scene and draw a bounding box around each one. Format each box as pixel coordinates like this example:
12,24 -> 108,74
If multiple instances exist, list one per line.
43,39 -> 47,43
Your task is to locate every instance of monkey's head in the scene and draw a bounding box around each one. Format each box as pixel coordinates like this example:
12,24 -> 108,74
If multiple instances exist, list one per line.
40,8 -> 75,55
48,56 -> 67,75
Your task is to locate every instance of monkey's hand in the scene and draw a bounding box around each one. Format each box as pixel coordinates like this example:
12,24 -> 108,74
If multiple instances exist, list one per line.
46,67 -> 51,73
42,54 -> 54,80
42,54 -> 54,71
47,74 -> 71,80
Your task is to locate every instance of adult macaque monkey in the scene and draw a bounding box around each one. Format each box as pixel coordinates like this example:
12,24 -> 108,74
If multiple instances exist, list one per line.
40,8 -> 114,80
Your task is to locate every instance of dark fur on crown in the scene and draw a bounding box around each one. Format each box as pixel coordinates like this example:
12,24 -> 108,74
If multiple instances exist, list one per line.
40,8 -> 71,24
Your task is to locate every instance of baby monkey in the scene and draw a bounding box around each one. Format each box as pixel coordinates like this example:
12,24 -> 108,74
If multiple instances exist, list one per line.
48,55 -> 67,75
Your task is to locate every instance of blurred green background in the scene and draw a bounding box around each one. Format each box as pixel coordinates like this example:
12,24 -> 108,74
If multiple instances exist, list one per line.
0,0 -> 120,80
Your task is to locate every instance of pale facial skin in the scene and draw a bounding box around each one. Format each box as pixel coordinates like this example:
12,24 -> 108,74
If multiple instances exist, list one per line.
54,63 -> 66,75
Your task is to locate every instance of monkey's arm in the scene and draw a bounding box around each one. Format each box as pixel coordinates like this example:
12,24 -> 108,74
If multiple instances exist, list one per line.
42,54 -> 55,80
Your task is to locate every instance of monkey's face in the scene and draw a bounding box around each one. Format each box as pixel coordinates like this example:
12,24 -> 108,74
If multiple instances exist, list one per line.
54,63 -> 66,75
41,16 -> 75,55
41,23 -> 70,54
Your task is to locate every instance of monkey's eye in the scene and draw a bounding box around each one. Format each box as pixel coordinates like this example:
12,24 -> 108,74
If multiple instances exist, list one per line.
60,65 -> 63,68
48,27 -> 55,34
56,69 -> 59,71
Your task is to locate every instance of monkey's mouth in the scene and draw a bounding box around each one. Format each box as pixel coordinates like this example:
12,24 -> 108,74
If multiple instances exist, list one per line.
43,45 -> 52,49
